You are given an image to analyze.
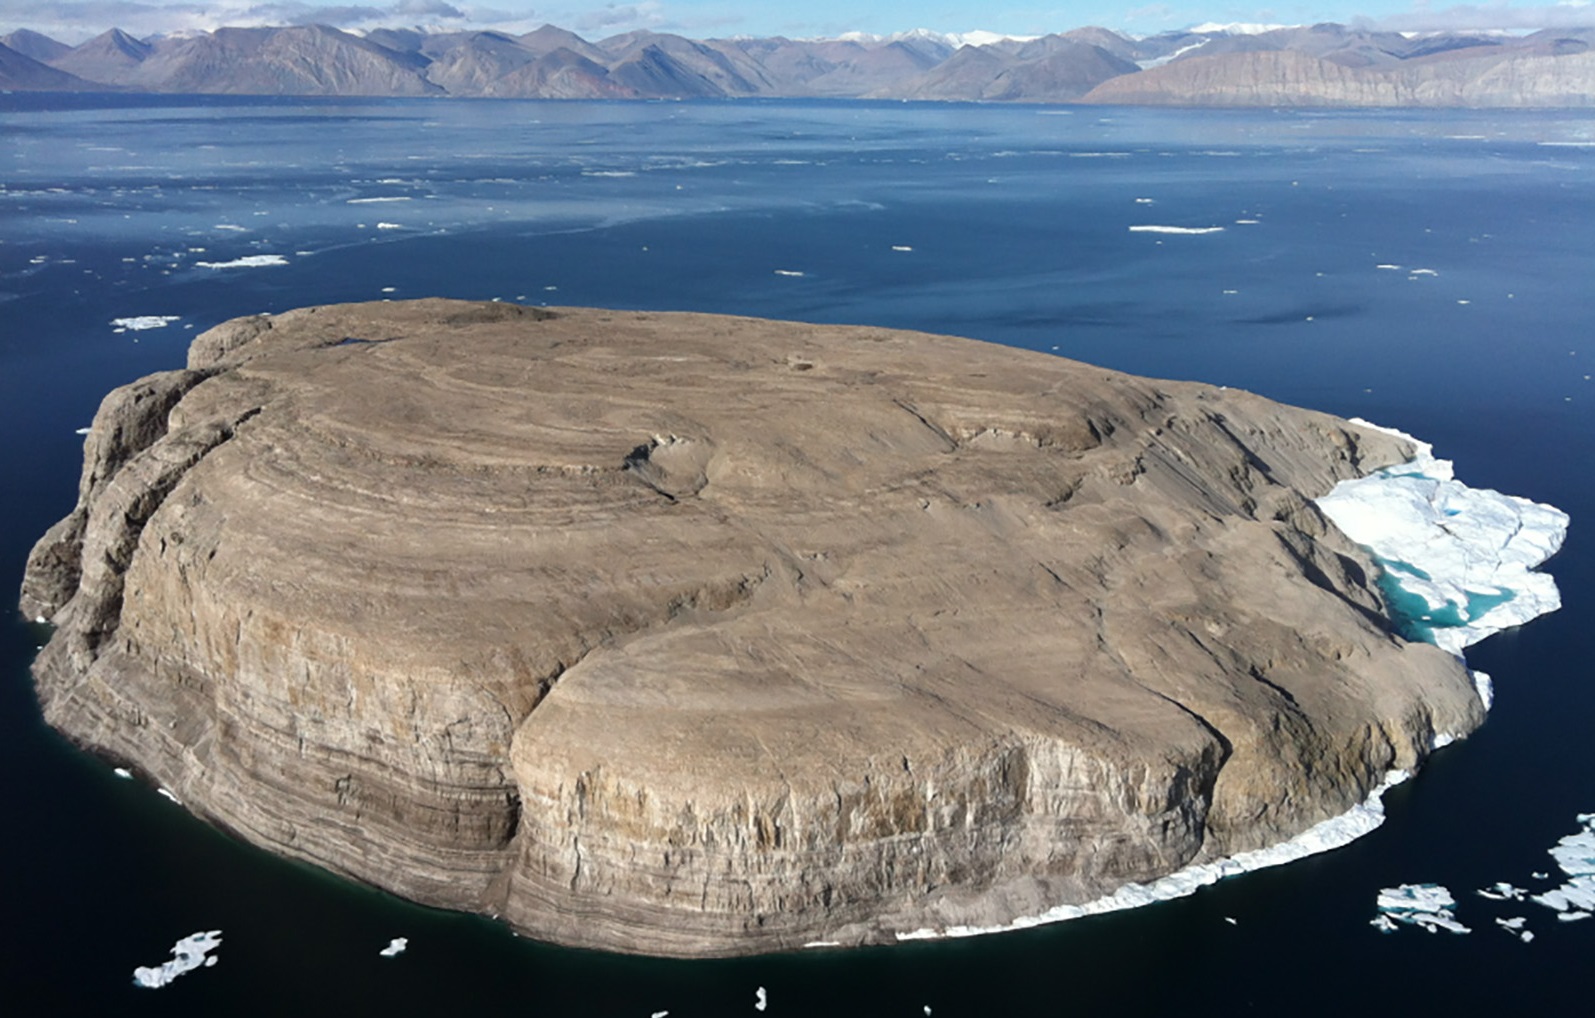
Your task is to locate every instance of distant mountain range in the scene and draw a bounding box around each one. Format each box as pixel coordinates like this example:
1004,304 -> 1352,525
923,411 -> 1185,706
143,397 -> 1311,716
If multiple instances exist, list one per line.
3,21 -> 1594,106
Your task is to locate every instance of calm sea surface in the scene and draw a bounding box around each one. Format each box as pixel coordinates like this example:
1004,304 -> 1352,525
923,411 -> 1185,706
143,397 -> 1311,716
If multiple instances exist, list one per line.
1,95 -> 1591,1016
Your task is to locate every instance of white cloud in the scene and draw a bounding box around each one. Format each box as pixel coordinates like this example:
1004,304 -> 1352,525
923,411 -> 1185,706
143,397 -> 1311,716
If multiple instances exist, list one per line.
570,2 -> 664,34
1369,2 -> 1595,33
2,0 -> 481,42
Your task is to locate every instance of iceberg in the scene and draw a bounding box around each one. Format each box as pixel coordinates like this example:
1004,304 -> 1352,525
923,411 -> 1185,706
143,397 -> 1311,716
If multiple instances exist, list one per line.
1315,421 -> 1568,657
379,937 -> 408,957
132,930 -> 221,988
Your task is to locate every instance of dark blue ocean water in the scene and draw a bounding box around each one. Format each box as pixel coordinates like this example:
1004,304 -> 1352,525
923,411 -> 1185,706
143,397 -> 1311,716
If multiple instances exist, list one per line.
2,94 -> 1592,1016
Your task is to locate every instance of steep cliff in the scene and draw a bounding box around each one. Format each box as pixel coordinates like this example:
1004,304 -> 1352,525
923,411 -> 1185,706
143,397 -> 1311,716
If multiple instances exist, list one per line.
24,300 -> 1482,956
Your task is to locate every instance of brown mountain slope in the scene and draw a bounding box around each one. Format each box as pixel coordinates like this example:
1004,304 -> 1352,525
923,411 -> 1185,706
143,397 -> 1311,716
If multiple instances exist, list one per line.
0,42 -> 99,90
1083,47 -> 1595,106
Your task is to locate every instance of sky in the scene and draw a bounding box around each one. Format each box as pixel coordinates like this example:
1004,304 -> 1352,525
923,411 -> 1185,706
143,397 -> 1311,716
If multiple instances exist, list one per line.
3,0 -> 1594,45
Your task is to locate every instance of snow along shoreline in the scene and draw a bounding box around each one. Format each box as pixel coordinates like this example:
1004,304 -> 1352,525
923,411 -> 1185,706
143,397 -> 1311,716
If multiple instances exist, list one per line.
881,419 -> 1569,944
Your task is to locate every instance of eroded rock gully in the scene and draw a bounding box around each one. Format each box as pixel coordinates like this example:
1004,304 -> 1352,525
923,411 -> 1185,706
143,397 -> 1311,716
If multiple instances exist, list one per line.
22,300 -> 1480,956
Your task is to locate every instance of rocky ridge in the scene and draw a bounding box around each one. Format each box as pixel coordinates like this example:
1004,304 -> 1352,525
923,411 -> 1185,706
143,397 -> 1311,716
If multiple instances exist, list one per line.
23,300 -> 1482,956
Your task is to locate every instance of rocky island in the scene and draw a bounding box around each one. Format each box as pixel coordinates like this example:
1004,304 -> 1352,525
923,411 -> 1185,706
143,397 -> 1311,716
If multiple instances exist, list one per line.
23,299 -> 1488,957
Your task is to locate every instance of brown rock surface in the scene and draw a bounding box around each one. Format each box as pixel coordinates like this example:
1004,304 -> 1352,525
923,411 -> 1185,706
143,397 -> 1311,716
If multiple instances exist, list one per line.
23,299 -> 1481,956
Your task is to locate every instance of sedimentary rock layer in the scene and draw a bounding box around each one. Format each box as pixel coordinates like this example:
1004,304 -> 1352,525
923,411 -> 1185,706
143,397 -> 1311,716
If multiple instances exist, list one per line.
23,300 -> 1481,956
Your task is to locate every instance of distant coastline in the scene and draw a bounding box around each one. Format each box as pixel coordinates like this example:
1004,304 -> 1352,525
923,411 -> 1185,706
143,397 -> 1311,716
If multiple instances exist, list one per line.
3,21 -> 1594,107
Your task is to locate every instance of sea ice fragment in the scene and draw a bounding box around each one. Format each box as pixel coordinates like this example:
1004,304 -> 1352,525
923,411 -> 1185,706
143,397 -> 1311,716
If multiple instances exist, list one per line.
195,255 -> 288,269
111,316 -> 179,331
1494,916 -> 1533,941
1531,815 -> 1595,916
1374,883 -> 1470,933
132,930 -> 222,988
1128,225 -> 1224,235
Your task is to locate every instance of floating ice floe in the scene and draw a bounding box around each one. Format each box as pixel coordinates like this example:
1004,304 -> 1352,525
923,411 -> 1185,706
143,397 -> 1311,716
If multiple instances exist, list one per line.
1408,268 -> 1439,277
651,1011 -> 669,1018
1495,916 -> 1534,942
157,787 -> 182,805
1477,881 -> 1526,901
75,427 -> 92,435
376,222 -> 403,230
892,245 -> 913,252
1128,225 -> 1224,235
773,269 -> 805,277
133,930 -> 222,988
195,255 -> 288,269
755,986 -> 768,1011
1234,219 -> 1260,224
113,767 -> 132,779
1134,197 -> 1155,203
111,315 -> 179,332
895,769 -> 1412,940
1529,814 -> 1595,920
1314,420 -> 1568,657
347,196 -> 411,203
1376,263 -> 1402,270
1373,883 -> 1470,933
379,937 -> 407,957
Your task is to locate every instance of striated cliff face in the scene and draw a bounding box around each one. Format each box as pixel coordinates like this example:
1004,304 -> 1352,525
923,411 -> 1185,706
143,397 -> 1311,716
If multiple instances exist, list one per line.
23,300 -> 1482,956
